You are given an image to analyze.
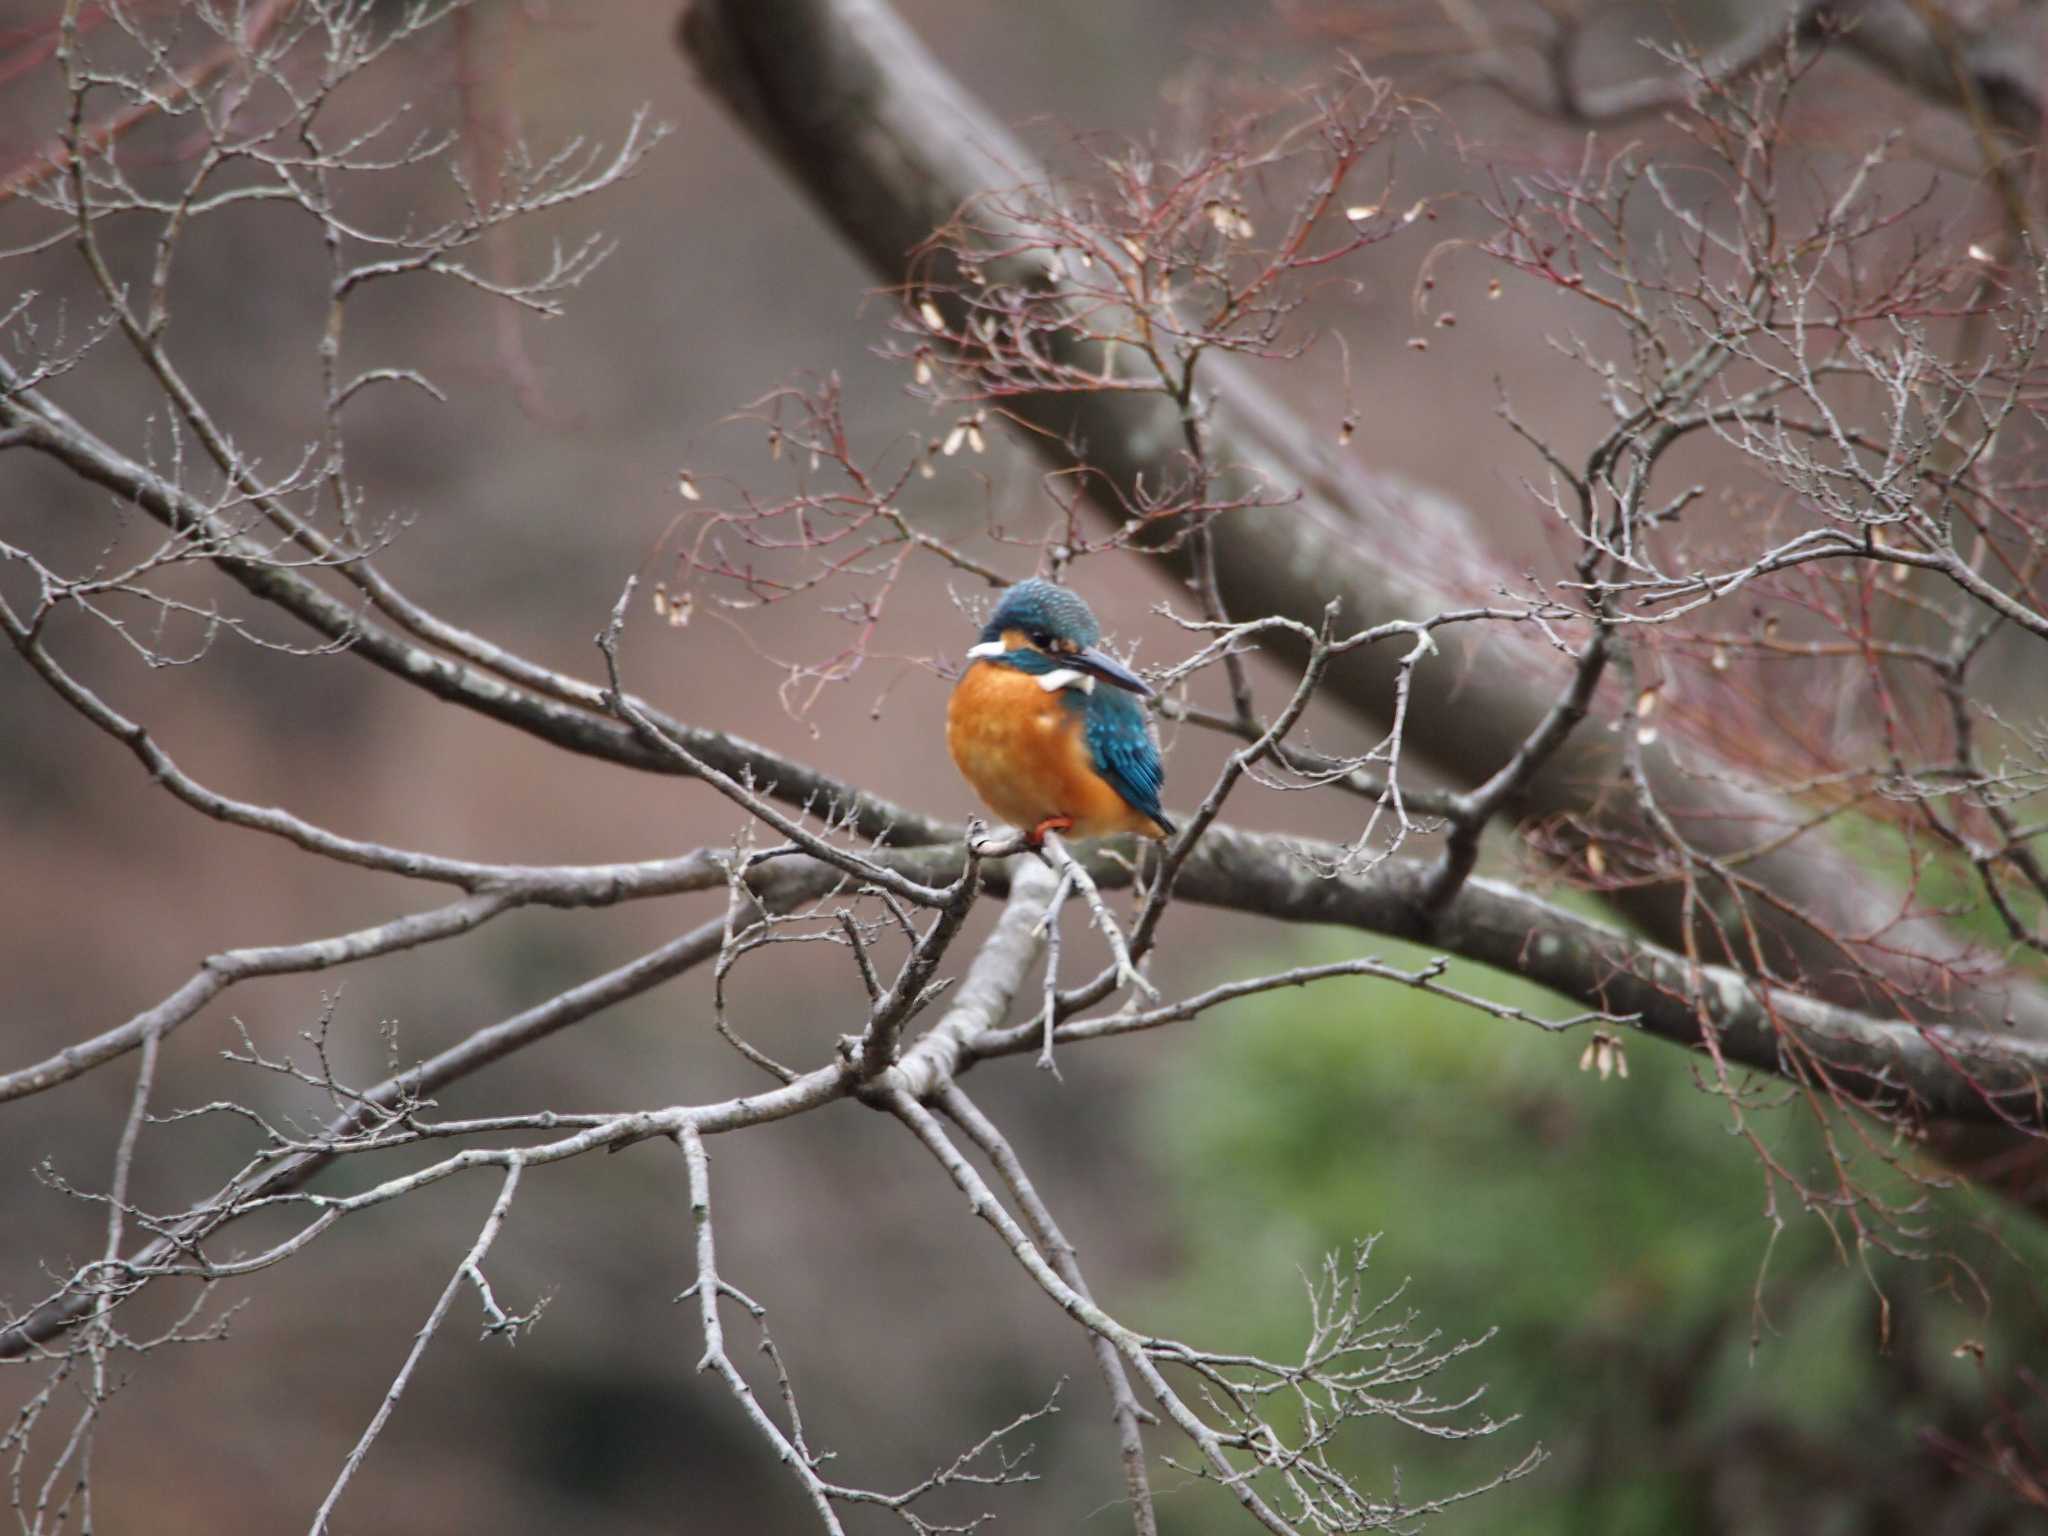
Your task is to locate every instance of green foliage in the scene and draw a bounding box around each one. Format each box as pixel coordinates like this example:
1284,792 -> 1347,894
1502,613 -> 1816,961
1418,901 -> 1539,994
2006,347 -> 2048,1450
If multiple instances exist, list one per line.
1830,809 -> 2048,983
1143,930 -> 2048,1534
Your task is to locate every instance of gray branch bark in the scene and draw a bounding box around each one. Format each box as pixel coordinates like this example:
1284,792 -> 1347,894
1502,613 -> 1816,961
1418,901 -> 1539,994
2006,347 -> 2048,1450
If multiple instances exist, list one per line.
11,824 -> 2040,1368
1442,0 -> 2043,133
676,0 -> 2048,1038
0,386 -> 952,846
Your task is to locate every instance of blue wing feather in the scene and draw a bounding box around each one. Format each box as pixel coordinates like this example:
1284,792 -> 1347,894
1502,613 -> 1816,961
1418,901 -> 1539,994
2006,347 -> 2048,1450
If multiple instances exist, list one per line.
1081,690 -> 1173,833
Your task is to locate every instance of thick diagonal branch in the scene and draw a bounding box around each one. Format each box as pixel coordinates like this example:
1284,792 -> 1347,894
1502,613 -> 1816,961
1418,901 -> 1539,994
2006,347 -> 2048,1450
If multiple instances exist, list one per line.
853,834 -> 2048,1128
676,0 -> 2048,1039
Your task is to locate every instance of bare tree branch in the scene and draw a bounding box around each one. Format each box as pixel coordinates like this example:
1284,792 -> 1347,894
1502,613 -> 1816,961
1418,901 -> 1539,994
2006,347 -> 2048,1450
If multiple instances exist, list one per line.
0,375 -> 953,846
937,1084 -> 1159,1536
675,0 -> 2048,1040
6,4 -> 2047,1524
308,1165 -> 525,1536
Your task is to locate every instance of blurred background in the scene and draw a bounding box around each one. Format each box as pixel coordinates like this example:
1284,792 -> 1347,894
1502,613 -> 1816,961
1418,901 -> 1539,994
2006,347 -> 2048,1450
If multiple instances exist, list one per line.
2,1 -> 2045,1530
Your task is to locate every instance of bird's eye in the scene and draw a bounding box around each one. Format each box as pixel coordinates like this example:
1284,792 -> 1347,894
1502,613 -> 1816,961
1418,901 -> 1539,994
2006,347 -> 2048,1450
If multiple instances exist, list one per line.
1029,629 -> 1053,649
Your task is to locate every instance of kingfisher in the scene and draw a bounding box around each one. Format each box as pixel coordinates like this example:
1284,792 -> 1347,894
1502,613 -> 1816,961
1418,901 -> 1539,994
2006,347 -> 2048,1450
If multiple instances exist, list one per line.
947,579 -> 1173,846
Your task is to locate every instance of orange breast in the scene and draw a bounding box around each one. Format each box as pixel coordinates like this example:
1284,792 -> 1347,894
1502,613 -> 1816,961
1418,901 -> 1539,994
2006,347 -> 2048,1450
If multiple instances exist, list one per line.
947,661 -> 1165,839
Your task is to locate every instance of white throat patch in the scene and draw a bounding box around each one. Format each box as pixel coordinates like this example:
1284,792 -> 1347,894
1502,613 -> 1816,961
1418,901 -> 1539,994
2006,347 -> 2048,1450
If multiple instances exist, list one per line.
965,640 -> 1095,694
1033,667 -> 1094,694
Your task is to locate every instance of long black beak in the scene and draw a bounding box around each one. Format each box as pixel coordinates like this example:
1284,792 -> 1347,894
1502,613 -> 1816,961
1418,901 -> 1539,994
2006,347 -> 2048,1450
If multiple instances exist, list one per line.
1073,645 -> 1155,699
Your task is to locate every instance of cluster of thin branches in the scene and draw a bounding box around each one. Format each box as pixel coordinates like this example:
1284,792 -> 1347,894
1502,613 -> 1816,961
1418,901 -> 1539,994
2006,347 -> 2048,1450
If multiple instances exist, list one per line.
664,12 -> 2048,1501
659,70 -> 1423,735
1143,1241 -> 1544,1530
663,69 -> 1585,878
1442,41 -> 2048,1251
3,1 -> 2047,1532
0,13 -> 1542,1529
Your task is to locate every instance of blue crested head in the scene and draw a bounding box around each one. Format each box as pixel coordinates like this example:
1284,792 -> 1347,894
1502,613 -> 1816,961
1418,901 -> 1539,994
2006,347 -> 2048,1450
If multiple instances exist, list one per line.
980,579 -> 1102,649
968,578 -> 1152,700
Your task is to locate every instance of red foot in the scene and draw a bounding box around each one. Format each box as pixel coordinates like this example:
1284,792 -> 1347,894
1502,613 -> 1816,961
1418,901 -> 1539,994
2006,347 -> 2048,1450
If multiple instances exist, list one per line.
1026,815 -> 1075,849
